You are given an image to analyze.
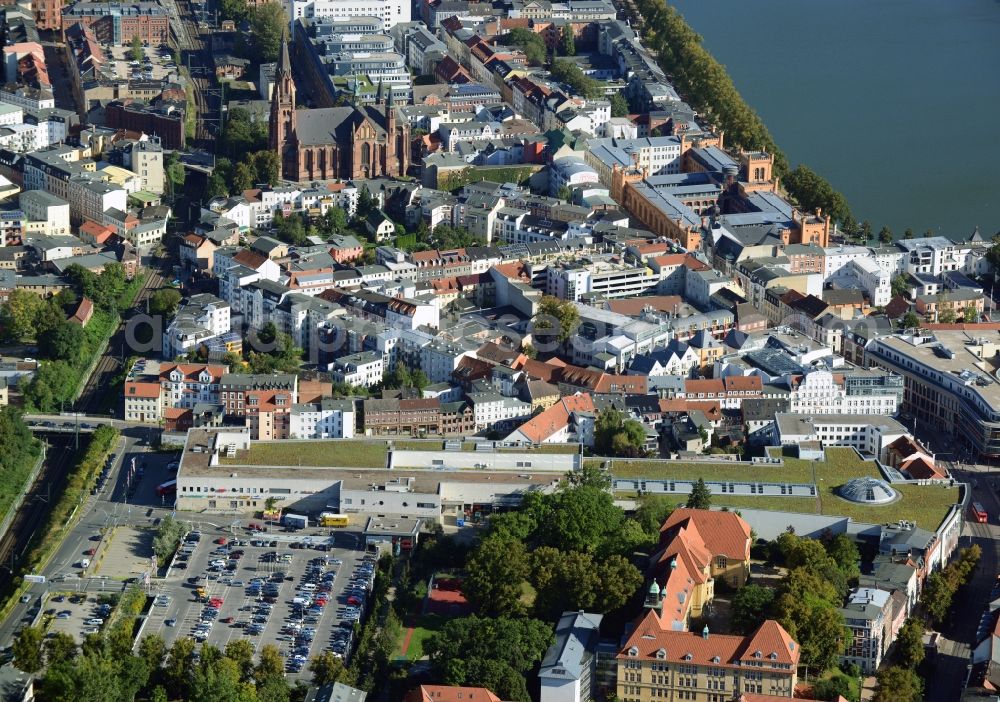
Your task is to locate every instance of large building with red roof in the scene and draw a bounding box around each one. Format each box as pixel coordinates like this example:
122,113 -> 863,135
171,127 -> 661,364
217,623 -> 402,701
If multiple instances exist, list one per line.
617,607 -> 799,702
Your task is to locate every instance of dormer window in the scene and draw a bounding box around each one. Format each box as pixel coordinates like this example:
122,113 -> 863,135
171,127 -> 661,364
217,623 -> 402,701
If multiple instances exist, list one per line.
753,651 -> 761,658
628,646 -> 638,657
769,652 -> 777,660
684,653 -> 692,661
712,656 -> 720,663
656,649 -> 666,659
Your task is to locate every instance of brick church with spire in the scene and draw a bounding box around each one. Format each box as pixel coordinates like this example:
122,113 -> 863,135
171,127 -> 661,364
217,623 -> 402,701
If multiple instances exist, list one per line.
269,40 -> 409,182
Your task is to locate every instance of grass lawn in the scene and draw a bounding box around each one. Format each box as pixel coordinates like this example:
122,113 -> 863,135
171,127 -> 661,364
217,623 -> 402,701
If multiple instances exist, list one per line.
392,440 -> 446,450
395,614 -> 446,661
222,440 -> 389,468
598,448 -> 881,485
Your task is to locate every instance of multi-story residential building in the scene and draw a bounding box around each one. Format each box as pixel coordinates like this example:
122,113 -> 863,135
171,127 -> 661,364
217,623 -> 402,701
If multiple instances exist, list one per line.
586,135 -> 683,185
466,390 -> 532,431
837,587 -> 894,676
162,294 -> 231,359
362,397 -> 442,436
19,190 -> 70,236
785,368 -> 901,416
290,398 -> 356,438
330,351 -> 384,388
617,617 -> 799,702
866,330 -> 1000,457
539,611 -> 604,702
773,413 -> 908,460
123,360 -> 226,423
897,236 -> 989,278
219,373 -> 298,440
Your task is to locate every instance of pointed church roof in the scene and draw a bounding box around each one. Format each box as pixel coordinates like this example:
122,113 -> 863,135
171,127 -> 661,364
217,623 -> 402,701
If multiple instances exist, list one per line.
278,39 -> 291,77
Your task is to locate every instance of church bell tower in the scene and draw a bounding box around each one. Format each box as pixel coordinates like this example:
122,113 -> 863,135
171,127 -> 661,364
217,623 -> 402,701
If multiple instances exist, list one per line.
269,39 -> 296,164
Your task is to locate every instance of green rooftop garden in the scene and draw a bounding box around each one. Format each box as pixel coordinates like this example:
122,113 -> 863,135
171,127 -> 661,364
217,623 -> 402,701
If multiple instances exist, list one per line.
221,440 -> 389,468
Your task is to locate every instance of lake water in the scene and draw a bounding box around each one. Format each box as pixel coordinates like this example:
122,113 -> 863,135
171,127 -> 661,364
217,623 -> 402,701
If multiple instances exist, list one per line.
668,0 -> 1000,239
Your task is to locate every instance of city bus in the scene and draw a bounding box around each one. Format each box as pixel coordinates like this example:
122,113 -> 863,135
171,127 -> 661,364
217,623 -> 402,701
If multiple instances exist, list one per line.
970,501 -> 988,523
319,512 -> 350,527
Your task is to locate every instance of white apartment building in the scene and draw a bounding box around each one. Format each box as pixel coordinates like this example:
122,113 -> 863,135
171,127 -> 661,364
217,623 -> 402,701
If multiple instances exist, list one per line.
788,370 -> 899,416
0,103 -> 22,126
19,190 -> 70,236
845,257 -> 891,306
897,236 -> 989,277
290,399 -> 356,439
773,413 -> 908,460
291,1 -> 410,31
162,294 -> 232,359
467,390 -> 532,430
330,351 -> 384,388
838,588 -> 892,676
159,362 -> 226,410
67,176 -> 128,225
585,135 -> 683,185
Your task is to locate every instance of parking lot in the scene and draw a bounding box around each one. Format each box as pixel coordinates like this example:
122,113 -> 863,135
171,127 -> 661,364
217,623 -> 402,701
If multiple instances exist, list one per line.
107,43 -> 178,83
143,528 -> 375,678
45,592 -> 115,643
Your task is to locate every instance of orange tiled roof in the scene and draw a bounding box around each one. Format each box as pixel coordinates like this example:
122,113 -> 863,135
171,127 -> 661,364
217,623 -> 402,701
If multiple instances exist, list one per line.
406,686 -> 502,702
660,508 -> 751,561
124,381 -> 159,398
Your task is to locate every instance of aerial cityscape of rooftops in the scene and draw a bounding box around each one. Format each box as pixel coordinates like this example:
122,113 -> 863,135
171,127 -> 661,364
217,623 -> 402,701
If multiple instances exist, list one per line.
0,0 -> 993,700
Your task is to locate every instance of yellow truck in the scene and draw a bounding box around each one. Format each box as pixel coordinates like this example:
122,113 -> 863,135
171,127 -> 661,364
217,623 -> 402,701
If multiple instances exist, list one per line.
319,512 -> 350,527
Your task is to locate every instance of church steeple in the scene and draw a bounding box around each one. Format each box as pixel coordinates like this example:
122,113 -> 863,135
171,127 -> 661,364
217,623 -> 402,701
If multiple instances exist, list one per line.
269,36 -> 296,174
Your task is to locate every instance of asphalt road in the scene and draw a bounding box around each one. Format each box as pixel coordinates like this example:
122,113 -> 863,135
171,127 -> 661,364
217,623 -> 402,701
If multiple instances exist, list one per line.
0,427 -> 166,646
926,462 -> 1000,701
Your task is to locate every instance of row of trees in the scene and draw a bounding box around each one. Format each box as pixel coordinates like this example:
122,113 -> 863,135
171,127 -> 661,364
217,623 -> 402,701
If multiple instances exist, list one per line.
921,544 -> 981,625
151,515 -> 188,566
634,0 -> 852,226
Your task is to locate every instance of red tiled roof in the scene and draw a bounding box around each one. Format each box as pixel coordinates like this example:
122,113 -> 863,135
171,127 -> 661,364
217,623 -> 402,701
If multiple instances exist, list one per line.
619,612 -> 799,668
124,381 -> 160,398
68,297 -> 93,325
406,686 -> 502,702
159,363 -> 226,382
660,508 -> 751,561
512,393 -> 593,443
233,249 -> 269,270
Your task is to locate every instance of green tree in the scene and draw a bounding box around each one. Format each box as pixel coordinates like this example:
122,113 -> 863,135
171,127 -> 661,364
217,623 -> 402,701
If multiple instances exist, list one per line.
463,534 -> 530,616
12,626 -> 44,673
557,185 -> 573,203
781,163 -> 851,225
224,639 -> 256,682
938,306 -> 957,324
900,311 -> 920,329
903,227 -> 915,239
425,615 -> 554,702
1,288 -> 48,340
730,584 -> 775,634
532,295 -> 579,345
686,478 -> 711,509
24,360 -> 78,412
594,407 -> 647,457
137,634 -> 167,675
632,494 -> 675,534
549,59 -> 602,99
250,150 -> 281,186
248,3 -> 286,63
859,220 -> 873,243
987,233 -> 1000,272
129,35 -> 144,63
921,570 -> 953,624
824,533 -> 860,583
505,28 -> 546,66
219,0 -> 248,21
308,650 -> 346,686
163,637 -> 197,699
537,485 -> 624,553
813,672 -> 858,702
206,172 -> 230,201
255,644 -> 285,687
872,666 -> 922,702
963,305 -> 980,323
190,655 -> 247,702
40,321 -> 86,362
878,225 -> 893,244
560,25 -> 576,55
43,632 -> 77,665
564,463 -> 611,490
893,617 -> 925,670
149,288 -> 182,317
232,162 -> 255,194
890,274 -> 909,298
609,93 -> 629,118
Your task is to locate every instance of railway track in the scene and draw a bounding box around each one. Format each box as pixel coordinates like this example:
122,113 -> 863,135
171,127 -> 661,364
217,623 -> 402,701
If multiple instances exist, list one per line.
0,437 -> 78,585
76,269 -> 165,415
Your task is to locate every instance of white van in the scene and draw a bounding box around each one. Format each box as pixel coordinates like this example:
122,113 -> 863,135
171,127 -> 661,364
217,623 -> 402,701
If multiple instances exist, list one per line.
300,583 -> 317,591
